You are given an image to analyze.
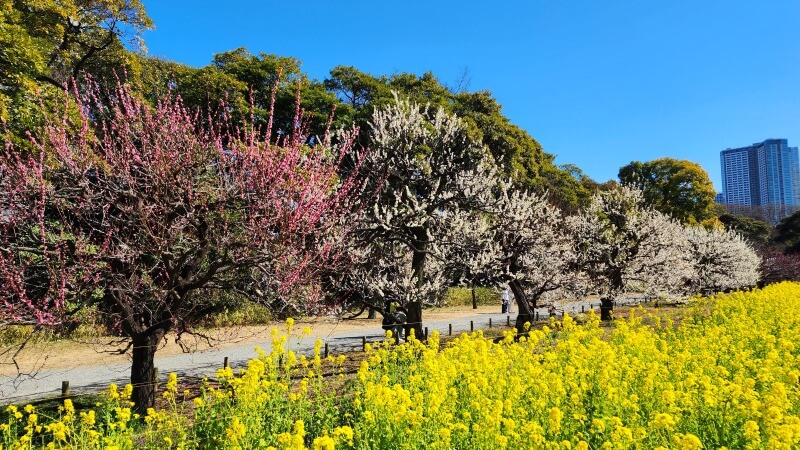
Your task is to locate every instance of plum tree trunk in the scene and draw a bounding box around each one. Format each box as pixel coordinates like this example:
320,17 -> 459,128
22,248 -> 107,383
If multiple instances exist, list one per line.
510,281 -> 534,333
130,330 -> 164,413
409,233 -> 427,339
471,284 -> 477,309
600,296 -> 614,321
603,271 -> 622,321
405,301 -> 424,340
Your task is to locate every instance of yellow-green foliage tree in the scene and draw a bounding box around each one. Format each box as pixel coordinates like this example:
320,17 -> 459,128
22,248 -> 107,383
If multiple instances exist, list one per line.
1,0 -> 151,148
618,157 -> 717,225
1,0 -> 151,91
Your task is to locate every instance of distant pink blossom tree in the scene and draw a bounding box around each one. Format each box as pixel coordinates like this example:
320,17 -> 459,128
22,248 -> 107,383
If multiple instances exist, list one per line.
0,81 -> 362,410
759,246 -> 800,286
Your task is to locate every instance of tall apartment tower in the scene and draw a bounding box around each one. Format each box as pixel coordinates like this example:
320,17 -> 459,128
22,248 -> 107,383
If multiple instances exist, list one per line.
720,139 -> 800,208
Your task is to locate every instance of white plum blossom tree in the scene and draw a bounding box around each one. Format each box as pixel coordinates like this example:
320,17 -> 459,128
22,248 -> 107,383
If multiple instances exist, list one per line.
332,93 -> 496,336
570,185 -> 692,320
447,184 -> 576,330
683,226 -> 760,294
329,238 -> 448,316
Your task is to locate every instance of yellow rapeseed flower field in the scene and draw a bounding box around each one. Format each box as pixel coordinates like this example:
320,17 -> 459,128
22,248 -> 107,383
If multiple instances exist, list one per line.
3,282 -> 800,449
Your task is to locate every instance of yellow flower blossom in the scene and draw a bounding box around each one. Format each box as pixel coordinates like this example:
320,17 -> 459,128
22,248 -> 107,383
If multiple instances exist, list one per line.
672,433 -> 703,450
225,417 -> 246,442
3,284 -> 800,449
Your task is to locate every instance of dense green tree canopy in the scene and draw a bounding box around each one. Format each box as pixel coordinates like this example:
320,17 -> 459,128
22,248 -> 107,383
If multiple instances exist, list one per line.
176,48 -> 342,137
618,158 -> 716,224
324,65 -> 387,110
1,0 -> 150,94
322,67 -> 589,209
775,210 -> 800,254
718,213 -> 773,246
132,55 -> 191,99
561,163 -> 618,200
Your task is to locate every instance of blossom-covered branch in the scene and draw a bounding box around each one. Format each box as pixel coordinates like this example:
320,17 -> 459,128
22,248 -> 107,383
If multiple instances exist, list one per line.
0,79 -> 363,409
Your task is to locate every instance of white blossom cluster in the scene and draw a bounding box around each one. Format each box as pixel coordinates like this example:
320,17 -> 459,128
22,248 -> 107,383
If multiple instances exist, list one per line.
446,181 -> 575,316
337,239 -> 448,308
334,93 -> 495,309
570,186 -> 693,299
683,226 -> 760,294
333,95 -> 762,319
571,185 -> 760,301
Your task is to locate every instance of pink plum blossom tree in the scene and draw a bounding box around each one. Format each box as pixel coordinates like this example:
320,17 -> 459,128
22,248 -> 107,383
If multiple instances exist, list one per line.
0,81 -> 362,410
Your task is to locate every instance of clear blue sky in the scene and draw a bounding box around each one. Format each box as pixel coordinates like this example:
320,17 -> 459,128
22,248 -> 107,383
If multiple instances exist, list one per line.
141,0 -> 800,191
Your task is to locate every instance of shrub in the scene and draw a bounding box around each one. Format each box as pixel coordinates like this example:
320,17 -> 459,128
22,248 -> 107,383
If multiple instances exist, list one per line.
440,287 -> 500,307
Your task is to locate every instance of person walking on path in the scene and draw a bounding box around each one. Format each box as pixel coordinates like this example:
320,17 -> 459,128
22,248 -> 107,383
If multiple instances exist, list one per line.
502,288 -> 512,314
